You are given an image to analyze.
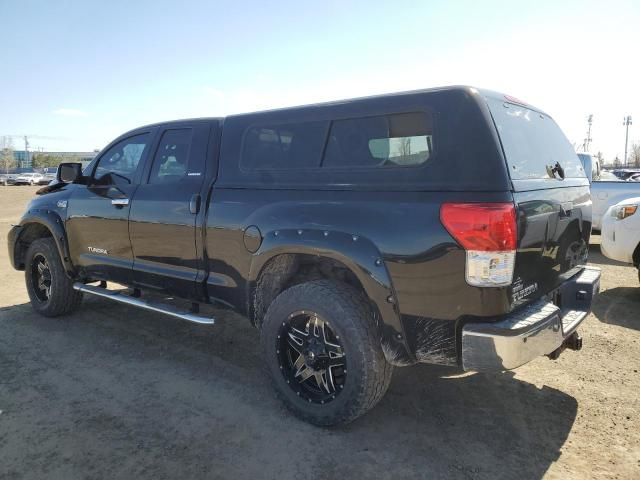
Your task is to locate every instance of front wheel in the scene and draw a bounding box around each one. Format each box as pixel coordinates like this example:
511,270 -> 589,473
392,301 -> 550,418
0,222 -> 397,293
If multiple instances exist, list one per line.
25,238 -> 82,317
261,280 -> 393,426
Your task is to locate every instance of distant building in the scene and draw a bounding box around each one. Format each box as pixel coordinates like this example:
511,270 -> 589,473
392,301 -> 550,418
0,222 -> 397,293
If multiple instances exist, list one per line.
14,150 -> 30,168
14,150 -> 98,169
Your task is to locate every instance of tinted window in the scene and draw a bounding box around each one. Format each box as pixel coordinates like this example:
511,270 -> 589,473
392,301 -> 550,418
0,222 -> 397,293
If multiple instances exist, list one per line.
241,121 -> 328,170
221,90 -> 511,191
488,99 -> 585,180
323,112 -> 433,168
94,133 -> 149,185
149,129 -> 194,184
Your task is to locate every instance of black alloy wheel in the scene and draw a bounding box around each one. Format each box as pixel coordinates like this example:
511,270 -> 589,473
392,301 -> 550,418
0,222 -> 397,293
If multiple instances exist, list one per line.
277,311 -> 346,404
30,253 -> 52,301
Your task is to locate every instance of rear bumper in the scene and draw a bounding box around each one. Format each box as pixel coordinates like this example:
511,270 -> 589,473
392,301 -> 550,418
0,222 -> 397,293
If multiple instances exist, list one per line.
461,266 -> 601,372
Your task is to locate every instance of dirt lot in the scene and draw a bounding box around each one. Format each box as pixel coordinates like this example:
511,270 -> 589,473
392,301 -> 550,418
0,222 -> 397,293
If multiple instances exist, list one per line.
0,186 -> 638,480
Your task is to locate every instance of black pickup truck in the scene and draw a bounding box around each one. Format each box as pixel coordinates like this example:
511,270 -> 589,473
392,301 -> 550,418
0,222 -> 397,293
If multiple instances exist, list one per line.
8,86 -> 600,425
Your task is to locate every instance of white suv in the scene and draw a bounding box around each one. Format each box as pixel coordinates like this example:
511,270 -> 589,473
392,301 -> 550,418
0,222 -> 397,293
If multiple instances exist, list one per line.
14,172 -> 45,185
601,196 -> 640,282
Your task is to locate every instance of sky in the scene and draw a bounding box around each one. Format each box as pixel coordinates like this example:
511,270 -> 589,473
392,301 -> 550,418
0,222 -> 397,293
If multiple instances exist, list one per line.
1,0 -> 638,162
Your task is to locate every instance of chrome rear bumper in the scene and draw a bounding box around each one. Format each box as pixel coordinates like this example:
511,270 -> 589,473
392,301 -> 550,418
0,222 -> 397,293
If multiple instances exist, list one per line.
461,266 -> 601,372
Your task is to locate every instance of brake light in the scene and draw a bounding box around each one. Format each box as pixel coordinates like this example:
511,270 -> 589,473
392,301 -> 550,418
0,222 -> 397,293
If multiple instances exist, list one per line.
440,203 -> 517,287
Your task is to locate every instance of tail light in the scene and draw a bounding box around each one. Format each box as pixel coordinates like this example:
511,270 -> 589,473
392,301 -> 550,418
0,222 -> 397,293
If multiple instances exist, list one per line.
440,203 -> 517,287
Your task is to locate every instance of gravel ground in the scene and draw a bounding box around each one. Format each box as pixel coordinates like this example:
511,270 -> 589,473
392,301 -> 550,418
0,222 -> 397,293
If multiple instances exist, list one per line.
0,186 -> 639,480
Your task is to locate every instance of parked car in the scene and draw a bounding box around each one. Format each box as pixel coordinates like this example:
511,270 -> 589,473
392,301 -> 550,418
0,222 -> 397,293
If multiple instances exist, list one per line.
601,196 -> 640,282
580,154 -> 640,231
0,173 -> 17,185
591,175 -> 640,230
599,170 -> 621,181
612,168 -> 640,180
7,86 -> 600,425
40,173 -> 57,185
13,172 -> 45,186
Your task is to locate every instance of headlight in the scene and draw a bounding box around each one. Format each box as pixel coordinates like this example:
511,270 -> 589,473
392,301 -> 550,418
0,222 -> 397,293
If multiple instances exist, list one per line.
611,204 -> 638,220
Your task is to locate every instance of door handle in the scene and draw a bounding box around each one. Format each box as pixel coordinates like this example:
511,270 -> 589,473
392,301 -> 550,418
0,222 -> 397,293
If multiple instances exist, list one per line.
189,194 -> 201,215
111,198 -> 129,207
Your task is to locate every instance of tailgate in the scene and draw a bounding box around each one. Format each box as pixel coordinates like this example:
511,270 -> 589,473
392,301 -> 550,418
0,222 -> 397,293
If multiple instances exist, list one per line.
485,95 -> 591,308
511,184 -> 591,307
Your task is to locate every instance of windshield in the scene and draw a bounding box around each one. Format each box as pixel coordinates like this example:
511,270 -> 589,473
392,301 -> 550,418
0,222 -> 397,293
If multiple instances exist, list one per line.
487,98 -> 586,181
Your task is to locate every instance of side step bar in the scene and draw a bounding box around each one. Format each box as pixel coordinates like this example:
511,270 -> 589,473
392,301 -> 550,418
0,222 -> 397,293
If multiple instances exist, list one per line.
73,283 -> 215,325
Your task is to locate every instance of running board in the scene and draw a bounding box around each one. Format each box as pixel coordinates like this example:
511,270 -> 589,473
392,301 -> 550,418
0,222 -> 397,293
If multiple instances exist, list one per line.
73,283 -> 215,325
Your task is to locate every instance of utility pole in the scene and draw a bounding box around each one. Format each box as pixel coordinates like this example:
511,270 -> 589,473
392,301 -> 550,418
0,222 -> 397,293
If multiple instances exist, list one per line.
23,135 -> 30,169
623,116 -> 632,167
583,114 -> 593,152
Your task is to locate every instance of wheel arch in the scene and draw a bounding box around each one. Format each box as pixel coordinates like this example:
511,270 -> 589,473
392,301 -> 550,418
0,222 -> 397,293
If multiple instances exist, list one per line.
12,211 -> 74,276
248,228 -> 416,366
633,240 -> 640,268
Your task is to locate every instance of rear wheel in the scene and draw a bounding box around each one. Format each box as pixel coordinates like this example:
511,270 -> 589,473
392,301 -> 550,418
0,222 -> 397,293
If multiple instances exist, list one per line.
261,280 -> 393,426
25,238 -> 82,317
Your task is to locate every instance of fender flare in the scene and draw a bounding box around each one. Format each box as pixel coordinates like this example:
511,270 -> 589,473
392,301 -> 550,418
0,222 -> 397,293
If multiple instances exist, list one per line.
249,228 -> 416,366
13,209 -> 75,276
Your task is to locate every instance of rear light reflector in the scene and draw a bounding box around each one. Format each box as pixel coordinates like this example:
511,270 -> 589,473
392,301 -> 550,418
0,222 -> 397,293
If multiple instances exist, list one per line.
440,203 -> 517,287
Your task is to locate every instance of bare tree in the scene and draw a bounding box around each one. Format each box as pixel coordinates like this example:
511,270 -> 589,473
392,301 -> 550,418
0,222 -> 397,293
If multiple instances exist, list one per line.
628,143 -> 640,168
1,136 -> 16,174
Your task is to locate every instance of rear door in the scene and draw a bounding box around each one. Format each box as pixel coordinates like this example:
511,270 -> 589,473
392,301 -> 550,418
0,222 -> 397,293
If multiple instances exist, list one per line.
486,97 -> 591,309
66,131 -> 153,284
128,121 -> 214,299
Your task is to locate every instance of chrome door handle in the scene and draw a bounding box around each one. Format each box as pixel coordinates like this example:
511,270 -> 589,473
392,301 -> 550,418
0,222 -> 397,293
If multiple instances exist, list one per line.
111,198 -> 129,206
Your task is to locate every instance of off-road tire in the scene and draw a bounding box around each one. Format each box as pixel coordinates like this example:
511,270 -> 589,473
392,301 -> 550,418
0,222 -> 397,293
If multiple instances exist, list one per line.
25,237 -> 82,317
261,280 -> 393,426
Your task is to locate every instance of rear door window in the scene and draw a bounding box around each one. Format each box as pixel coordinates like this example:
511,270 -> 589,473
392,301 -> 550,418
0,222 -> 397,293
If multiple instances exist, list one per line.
149,128 -> 195,184
487,99 -> 585,180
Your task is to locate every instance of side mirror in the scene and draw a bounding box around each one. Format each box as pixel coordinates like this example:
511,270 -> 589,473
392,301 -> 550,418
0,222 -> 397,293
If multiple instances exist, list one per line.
57,162 -> 83,183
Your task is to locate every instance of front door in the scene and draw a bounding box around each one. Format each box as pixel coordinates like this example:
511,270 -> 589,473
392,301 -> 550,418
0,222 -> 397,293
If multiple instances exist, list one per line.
66,131 -> 153,284
128,122 -> 212,299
